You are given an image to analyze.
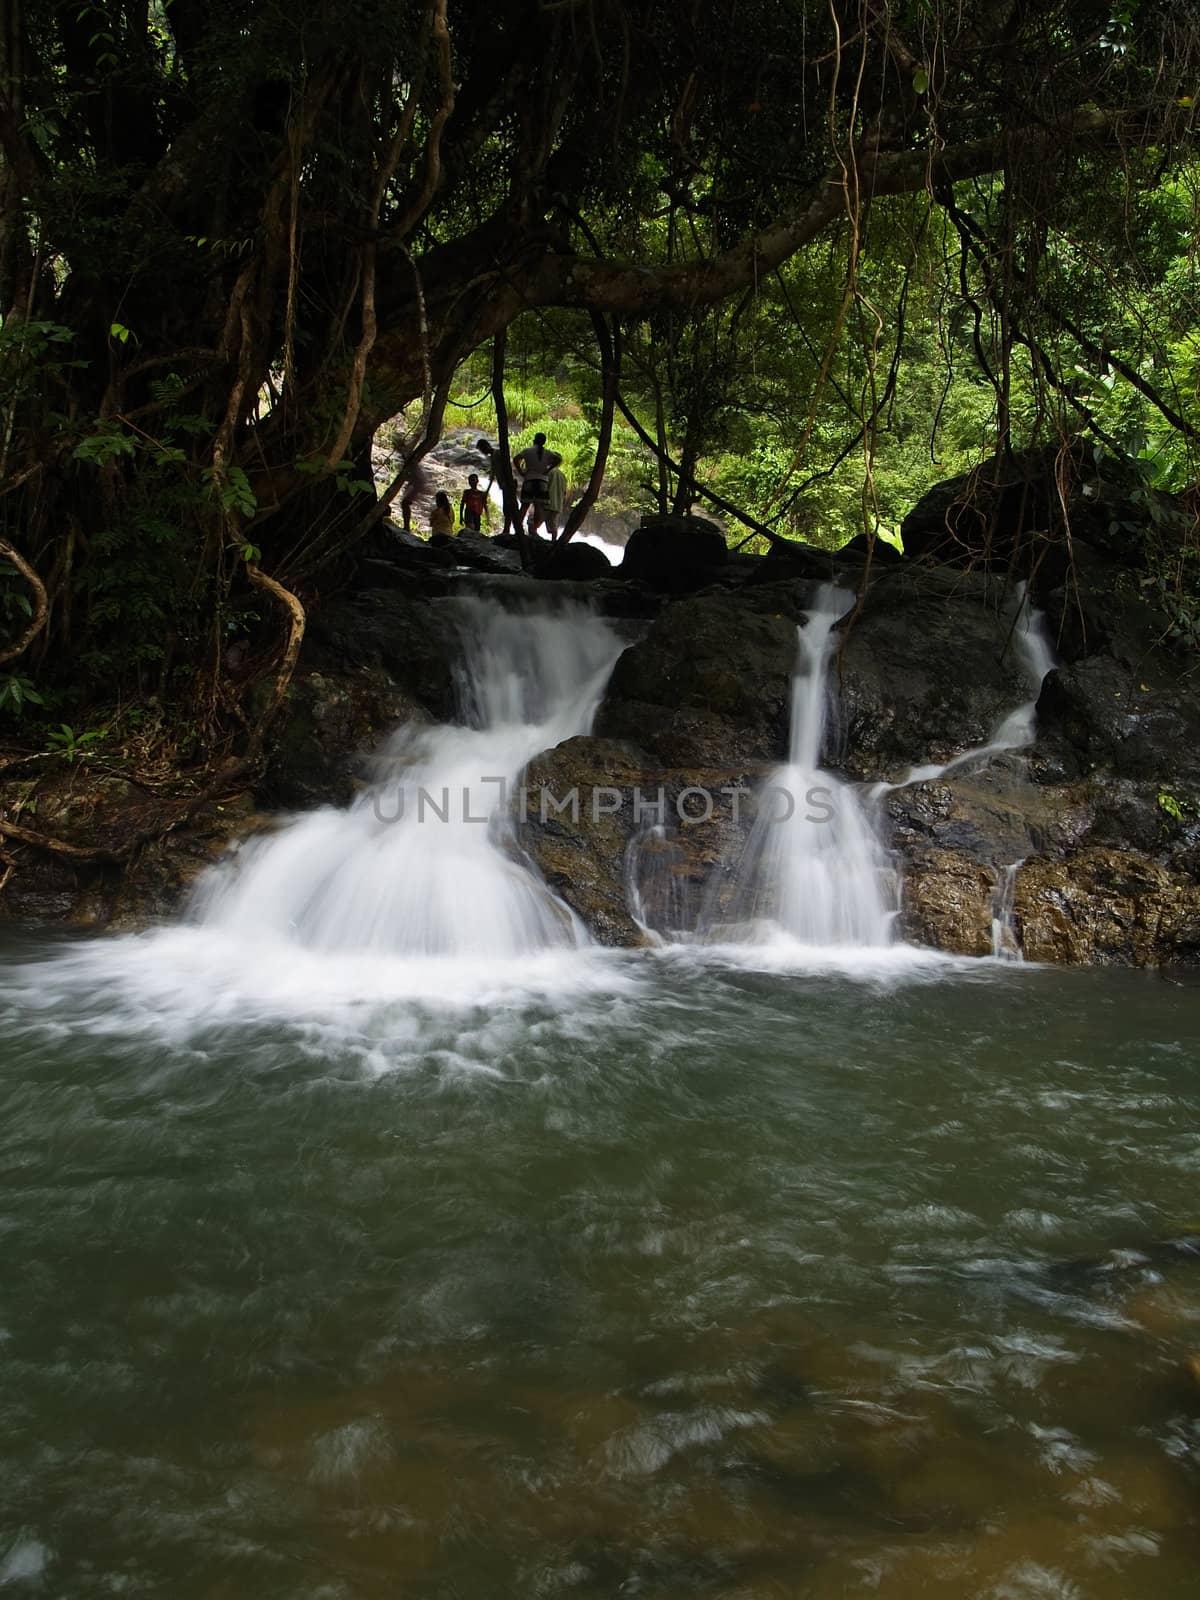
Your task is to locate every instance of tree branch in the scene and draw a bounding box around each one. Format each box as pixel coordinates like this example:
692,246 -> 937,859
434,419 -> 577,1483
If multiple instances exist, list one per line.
0,535 -> 48,666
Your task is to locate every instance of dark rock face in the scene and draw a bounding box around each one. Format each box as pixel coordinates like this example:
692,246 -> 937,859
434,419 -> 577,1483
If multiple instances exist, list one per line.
261,667 -> 428,810
836,531 -> 905,566
756,539 -> 841,584
835,570 -> 1031,776
1035,657 -> 1200,785
534,540 -> 614,582
445,530 -> 523,574
619,514 -> 728,593
304,590 -> 462,722
514,736 -> 758,946
0,777 -> 267,929
595,594 -> 798,767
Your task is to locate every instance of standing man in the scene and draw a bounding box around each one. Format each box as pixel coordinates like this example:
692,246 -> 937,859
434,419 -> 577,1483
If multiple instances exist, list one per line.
476,438 -> 513,535
512,433 -> 562,539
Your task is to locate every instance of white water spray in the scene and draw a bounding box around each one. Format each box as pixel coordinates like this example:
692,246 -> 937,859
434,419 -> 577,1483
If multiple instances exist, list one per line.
190,600 -> 624,960
706,585 -> 896,948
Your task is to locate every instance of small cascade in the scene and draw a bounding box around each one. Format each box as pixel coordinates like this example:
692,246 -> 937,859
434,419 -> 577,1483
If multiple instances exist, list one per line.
704,585 -> 897,948
990,861 -> 1025,961
189,600 -> 625,960
873,582 -> 1056,798
626,826 -> 694,942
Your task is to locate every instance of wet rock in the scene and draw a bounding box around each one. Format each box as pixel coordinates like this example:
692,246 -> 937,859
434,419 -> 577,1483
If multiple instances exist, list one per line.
1035,657 -> 1200,785
515,738 -> 649,946
443,529 -> 523,575
534,540 -> 613,581
756,538 -> 841,584
884,769 -> 1093,865
1015,849 -> 1200,966
898,849 -> 996,956
261,666 -> 428,810
619,514 -> 728,594
835,570 -> 1031,776
596,595 -> 798,767
303,589 -> 462,722
837,531 -> 905,566
0,776 -> 266,929
514,735 -> 758,946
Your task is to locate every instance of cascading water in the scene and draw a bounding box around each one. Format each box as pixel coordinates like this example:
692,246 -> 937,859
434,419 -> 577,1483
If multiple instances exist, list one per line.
704,585 -> 896,948
872,581 -> 1056,796
189,599 -> 625,960
990,860 -> 1025,961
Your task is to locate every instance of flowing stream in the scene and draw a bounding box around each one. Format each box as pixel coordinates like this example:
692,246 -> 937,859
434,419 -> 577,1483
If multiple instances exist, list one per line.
701,585 -> 897,950
2,593 -> 1199,1598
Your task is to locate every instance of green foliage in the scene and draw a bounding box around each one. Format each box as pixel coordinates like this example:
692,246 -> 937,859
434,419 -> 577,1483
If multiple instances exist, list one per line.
73,423 -> 137,466
46,722 -> 109,760
1158,791 -> 1185,821
0,674 -> 45,716
202,465 -> 258,520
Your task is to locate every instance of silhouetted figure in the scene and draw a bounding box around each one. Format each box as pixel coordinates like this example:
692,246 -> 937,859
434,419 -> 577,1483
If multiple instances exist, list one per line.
476,438 -> 513,535
429,490 -> 454,541
459,473 -> 488,532
400,461 -> 430,533
513,433 -> 562,538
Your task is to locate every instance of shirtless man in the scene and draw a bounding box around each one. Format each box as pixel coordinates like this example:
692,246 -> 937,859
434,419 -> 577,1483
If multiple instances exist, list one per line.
512,433 -> 562,538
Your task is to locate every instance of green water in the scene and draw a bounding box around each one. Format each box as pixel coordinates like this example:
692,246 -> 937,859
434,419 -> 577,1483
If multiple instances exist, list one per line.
2,933 -> 1199,1598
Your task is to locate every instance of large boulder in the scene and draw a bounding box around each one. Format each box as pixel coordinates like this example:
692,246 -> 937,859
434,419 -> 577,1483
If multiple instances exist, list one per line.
755,538 -> 841,584
1035,657 -> 1200,786
835,570 -> 1033,777
261,667 -> 427,809
442,529 -> 522,574
303,590 -> 462,721
619,514 -> 728,593
595,594 -> 799,767
534,540 -> 613,582
514,736 -> 758,946
901,442 -> 1190,574
1015,849 -> 1200,966
898,848 -> 999,957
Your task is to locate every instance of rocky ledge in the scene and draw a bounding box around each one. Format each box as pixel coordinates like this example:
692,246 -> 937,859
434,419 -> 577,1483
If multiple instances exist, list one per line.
3,487 -> 1198,966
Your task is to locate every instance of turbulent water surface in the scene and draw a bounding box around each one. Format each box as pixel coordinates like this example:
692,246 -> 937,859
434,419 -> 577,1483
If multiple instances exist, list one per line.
2,937 -> 1200,1599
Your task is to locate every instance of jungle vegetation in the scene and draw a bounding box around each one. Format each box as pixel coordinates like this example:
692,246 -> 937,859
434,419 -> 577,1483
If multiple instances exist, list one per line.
0,0 -> 1197,767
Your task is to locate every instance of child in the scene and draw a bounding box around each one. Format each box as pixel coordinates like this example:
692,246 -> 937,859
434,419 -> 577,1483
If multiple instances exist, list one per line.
459,473 -> 488,532
429,490 -> 455,539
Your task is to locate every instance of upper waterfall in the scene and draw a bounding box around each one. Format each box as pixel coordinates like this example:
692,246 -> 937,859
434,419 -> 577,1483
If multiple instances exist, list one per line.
188,599 -> 626,961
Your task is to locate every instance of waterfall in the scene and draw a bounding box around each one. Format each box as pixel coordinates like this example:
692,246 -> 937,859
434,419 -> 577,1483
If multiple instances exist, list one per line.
626,826 -> 693,943
704,585 -> 896,948
189,600 -> 625,960
873,581 -> 1056,796
990,860 -> 1025,961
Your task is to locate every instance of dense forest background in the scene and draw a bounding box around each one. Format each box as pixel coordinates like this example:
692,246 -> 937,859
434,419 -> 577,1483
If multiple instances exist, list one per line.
0,0 -> 1197,767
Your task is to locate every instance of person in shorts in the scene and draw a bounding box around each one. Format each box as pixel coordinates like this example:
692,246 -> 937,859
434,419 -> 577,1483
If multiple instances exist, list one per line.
512,433 -> 561,537
458,473 -> 488,532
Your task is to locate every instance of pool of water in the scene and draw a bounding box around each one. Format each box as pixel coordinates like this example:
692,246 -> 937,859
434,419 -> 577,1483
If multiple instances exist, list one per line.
2,931 -> 1199,1597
